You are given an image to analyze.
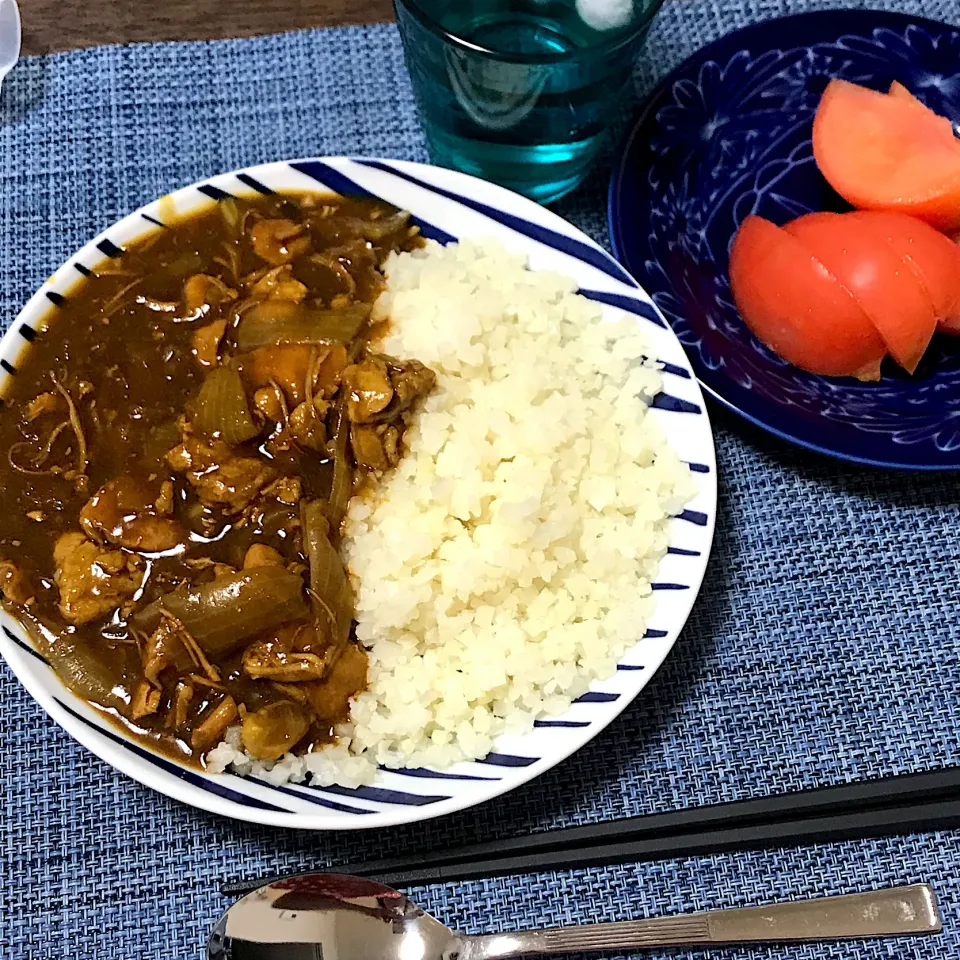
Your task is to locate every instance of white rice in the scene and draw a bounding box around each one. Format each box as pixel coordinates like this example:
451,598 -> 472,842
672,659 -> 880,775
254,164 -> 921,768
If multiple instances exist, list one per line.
207,239 -> 695,787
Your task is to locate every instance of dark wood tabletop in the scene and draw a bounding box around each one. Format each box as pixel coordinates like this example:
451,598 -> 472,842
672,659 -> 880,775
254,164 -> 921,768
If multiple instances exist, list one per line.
18,0 -> 395,55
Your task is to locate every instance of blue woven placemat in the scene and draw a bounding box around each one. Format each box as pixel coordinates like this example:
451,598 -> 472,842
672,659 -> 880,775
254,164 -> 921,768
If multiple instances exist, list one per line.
3,1 -> 960,957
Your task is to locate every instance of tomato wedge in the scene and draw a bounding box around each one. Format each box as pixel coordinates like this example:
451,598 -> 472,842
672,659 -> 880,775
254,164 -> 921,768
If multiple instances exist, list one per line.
729,216 -> 886,379
784,212 -> 937,372
813,79 -> 960,231
848,210 -> 960,335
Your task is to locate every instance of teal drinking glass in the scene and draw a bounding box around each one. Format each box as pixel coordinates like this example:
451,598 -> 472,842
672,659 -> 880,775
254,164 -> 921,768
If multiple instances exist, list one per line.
394,0 -> 665,203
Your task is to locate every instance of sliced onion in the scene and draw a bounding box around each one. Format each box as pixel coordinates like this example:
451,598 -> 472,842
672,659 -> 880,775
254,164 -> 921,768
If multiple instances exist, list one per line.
235,301 -> 370,351
302,499 -> 352,661
193,366 -> 259,446
220,197 -> 240,232
20,613 -> 130,711
325,399 -> 352,530
160,567 -> 310,658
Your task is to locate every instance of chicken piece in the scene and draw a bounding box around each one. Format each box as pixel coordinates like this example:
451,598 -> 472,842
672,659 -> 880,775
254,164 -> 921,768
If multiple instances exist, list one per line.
342,356 -> 435,427
0,560 -> 33,607
141,617 -> 192,686
381,425 -> 400,467
350,425 -> 387,471
391,359 -> 436,411
193,457 -> 275,515
190,695 -> 238,751
191,319 -> 227,368
154,480 -> 175,516
130,681 -> 161,720
342,357 -> 394,424
25,391 -> 59,421
249,264 -> 308,303
243,543 -> 284,569
80,477 -> 185,552
252,385 -> 285,422
351,424 -> 401,471
288,401 -> 327,452
241,700 -> 311,761
167,426 -> 276,515
182,274 -> 237,321
315,345 -> 349,399
53,532 -> 143,626
242,620 -> 326,683
301,642 -> 368,725
250,219 -> 312,266
242,640 -> 326,683
169,681 -> 195,729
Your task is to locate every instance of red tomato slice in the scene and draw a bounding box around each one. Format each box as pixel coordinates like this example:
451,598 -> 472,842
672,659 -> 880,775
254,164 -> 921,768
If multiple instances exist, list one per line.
848,210 -> 960,335
784,212 -> 937,372
813,79 -> 960,231
729,216 -> 886,379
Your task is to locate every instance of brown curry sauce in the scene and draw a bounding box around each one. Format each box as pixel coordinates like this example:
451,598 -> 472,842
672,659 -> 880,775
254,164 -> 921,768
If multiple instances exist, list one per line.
0,192 -> 432,766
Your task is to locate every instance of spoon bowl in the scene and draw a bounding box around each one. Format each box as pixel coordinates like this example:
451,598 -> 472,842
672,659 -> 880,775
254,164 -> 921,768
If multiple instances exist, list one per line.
0,0 -> 20,95
209,875 -> 458,960
209,873 -> 941,959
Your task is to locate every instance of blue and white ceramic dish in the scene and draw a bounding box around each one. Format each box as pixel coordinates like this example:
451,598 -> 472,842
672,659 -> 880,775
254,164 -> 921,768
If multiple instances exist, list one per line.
609,10 -> 960,470
0,158 -> 716,829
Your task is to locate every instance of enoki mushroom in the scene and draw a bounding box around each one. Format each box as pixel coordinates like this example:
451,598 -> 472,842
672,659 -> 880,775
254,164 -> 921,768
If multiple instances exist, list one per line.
213,242 -> 241,283
8,421 -> 72,476
8,376 -> 89,478
101,278 -> 143,319
51,375 -> 88,476
159,608 -> 220,684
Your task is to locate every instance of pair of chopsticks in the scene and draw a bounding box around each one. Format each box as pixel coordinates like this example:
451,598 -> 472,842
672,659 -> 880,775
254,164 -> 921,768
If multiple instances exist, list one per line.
222,766 -> 960,896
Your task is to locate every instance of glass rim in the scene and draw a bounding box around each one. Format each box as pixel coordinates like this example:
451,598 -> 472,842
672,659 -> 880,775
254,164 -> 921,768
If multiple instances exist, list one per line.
393,0 -> 660,64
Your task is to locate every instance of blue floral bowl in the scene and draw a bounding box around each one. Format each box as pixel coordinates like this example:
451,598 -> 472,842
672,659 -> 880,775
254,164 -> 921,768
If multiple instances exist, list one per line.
609,10 -> 960,469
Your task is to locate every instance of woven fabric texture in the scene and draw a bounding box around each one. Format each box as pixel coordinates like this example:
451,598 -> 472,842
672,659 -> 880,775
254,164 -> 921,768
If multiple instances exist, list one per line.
2,1 -> 960,957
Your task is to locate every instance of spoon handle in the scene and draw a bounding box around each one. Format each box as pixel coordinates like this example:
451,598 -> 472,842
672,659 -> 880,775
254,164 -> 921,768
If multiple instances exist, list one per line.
465,884 -> 940,957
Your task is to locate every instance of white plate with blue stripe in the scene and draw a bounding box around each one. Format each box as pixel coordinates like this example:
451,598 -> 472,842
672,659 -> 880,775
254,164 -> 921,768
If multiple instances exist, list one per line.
0,158 -> 717,829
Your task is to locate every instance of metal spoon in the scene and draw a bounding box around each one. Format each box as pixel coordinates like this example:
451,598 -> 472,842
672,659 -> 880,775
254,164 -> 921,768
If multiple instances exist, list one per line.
208,874 -> 940,958
0,0 -> 20,96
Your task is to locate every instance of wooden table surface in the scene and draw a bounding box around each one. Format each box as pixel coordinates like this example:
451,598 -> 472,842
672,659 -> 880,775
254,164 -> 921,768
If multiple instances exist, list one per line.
18,0 -> 394,55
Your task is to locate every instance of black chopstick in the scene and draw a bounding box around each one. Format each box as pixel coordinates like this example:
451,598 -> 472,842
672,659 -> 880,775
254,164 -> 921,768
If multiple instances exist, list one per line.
349,796 -> 960,888
221,766 -> 960,896
345,767 -> 960,876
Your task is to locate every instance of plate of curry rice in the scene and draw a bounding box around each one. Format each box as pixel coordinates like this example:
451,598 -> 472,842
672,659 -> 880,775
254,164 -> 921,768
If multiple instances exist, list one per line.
0,158 -> 715,828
